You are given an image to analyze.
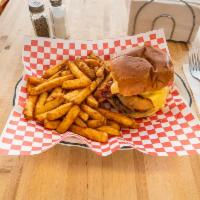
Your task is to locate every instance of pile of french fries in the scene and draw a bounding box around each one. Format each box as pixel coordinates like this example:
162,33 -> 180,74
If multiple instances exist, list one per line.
23,53 -> 138,143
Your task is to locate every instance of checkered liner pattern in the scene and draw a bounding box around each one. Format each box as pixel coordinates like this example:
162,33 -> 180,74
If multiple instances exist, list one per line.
0,29 -> 200,156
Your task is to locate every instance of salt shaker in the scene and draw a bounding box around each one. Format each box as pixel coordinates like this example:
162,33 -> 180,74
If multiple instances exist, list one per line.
49,0 -> 69,39
29,0 -> 50,37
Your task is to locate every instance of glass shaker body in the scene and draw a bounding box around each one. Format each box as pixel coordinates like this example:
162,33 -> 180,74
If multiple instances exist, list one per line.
29,0 -> 50,38
50,4 -> 69,39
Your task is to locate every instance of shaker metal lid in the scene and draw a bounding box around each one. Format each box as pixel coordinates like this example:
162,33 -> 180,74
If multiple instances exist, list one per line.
50,0 -> 62,7
29,0 -> 44,13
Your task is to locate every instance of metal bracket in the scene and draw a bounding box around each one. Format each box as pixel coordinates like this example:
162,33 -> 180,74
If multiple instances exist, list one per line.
151,14 -> 176,39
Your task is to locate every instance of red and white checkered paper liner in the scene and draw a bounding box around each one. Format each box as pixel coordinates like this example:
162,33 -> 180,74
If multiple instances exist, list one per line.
0,29 -> 200,156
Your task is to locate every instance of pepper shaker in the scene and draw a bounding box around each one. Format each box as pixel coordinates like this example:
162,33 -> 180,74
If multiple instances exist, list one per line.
29,0 -> 50,37
49,0 -> 69,39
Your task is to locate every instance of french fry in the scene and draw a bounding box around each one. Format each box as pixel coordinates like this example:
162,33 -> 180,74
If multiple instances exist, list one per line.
95,75 -> 105,86
56,105 -> 80,133
87,119 -> 105,128
62,78 -> 90,89
68,61 -> 91,81
84,58 -> 100,67
61,70 -> 72,76
73,81 -> 97,104
46,87 -> 62,102
64,89 -> 82,102
51,93 -> 64,99
70,125 -> 108,143
44,97 -> 65,112
86,95 -> 99,108
76,59 -> 96,80
27,82 -> 34,94
35,112 -> 47,122
79,110 -> 89,122
48,70 -> 62,80
43,59 -> 67,78
47,102 -> 72,120
97,126 -> 120,136
104,60 -> 112,72
96,64 -> 105,77
107,120 -> 120,130
88,52 -> 100,60
81,104 -> 105,121
35,92 -> 48,115
44,119 -> 61,130
23,95 -> 38,119
98,108 -> 138,128
29,75 -> 73,95
74,117 -> 87,128
28,77 -> 46,85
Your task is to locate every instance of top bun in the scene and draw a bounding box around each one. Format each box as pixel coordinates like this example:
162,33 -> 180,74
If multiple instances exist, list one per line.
110,46 -> 174,96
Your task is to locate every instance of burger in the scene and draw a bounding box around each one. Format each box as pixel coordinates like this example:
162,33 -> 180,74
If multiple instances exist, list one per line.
95,45 -> 174,118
